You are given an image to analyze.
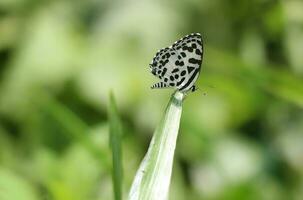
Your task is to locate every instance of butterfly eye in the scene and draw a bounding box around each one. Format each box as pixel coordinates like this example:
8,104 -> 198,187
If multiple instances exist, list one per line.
151,68 -> 157,75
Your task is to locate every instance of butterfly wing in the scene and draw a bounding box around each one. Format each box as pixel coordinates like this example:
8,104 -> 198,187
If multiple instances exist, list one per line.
150,33 -> 203,91
149,47 -> 180,88
172,33 -> 203,91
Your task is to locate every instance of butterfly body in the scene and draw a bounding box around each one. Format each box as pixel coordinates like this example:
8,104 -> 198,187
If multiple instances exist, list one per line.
149,33 -> 203,92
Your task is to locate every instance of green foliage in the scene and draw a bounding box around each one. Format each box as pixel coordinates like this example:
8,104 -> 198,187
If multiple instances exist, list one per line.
0,168 -> 38,200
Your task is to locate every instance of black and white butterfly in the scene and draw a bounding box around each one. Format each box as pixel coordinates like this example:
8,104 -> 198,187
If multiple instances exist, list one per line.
149,33 -> 203,92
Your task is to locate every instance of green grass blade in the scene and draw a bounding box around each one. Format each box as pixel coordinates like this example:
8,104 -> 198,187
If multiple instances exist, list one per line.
128,91 -> 185,200
108,92 -> 123,200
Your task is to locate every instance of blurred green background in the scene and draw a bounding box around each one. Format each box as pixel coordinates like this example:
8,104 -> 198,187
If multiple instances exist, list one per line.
0,0 -> 303,199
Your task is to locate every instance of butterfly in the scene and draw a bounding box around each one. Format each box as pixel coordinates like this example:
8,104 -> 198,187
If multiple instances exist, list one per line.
149,33 -> 203,92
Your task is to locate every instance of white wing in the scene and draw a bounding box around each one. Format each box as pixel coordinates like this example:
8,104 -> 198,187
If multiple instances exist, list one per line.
172,33 -> 203,91
150,33 -> 203,91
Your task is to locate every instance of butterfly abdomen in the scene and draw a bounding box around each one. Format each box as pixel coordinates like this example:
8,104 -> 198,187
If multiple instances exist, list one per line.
151,82 -> 168,89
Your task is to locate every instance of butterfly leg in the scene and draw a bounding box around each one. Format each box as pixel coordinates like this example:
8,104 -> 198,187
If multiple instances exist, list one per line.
190,85 -> 198,92
151,82 -> 170,89
189,85 -> 208,96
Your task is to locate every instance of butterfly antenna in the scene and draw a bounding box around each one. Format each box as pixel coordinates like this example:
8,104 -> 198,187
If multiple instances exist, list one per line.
193,86 -> 208,96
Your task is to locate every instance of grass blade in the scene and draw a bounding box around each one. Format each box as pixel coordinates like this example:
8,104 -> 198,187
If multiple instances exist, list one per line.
128,91 -> 185,200
108,92 -> 123,200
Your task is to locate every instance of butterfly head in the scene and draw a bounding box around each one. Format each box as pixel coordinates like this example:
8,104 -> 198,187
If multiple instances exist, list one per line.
149,64 -> 157,76
149,55 -> 160,76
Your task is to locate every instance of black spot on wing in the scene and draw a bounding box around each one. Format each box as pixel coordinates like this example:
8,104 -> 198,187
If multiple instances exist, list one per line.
188,58 -> 200,64
180,70 -> 186,76
172,68 -> 179,73
161,59 -> 169,65
161,67 -> 167,77
175,60 -> 184,66
187,66 -> 195,73
195,49 -> 202,55
176,77 -> 185,86
182,46 -> 193,52
188,47 -> 193,52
